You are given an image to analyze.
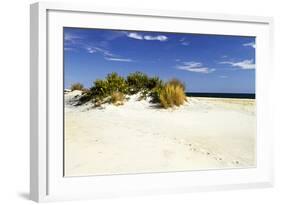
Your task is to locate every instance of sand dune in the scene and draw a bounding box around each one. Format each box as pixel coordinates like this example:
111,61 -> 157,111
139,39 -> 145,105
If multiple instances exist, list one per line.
64,91 -> 256,177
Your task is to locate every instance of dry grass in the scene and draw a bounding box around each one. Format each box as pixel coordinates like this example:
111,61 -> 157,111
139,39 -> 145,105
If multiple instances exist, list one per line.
110,91 -> 125,105
159,82 -> 186,108
70,83 -> 84,91
168,78 -> 185,90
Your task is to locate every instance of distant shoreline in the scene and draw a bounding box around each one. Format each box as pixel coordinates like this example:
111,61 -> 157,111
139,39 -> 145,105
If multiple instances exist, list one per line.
186,92 -> 255,99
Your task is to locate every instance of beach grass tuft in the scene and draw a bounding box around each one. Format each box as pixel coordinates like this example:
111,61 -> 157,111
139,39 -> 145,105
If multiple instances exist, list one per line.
70,83 -> 84,91
159,80 -> 186,108
110,91 -> 125,105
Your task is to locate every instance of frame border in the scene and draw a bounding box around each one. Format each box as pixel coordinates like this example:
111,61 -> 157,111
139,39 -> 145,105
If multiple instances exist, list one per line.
30,1 -> 274,202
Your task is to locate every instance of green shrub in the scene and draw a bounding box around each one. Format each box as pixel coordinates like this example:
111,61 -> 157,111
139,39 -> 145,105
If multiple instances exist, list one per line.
159,80 -> 186,108
137,89 -> 149,101
146,76 -> 163,90
149,85 -> 163,103
127,72 -> 149,94
70,83 -> 84,91
91,79 -> 109,99
78,89 -> 93,104
106,72 -> 128,94
90,73 -> 127,98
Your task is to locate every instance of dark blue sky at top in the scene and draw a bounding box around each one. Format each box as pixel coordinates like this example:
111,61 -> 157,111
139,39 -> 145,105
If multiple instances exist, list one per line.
64,27 -> 255,93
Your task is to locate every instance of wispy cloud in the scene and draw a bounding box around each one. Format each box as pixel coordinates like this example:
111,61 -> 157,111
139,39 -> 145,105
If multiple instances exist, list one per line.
219,59 -> 255,70
86,46 -> 116,57
243,42 -> 255,48
176,61 -> 215,74
86,46 -> 133,62
179,37 -> 190,46
179,38 -> 190,46
104,57 -> 133,62
219,75 -> 228,78
181,42 -> 190,46
64,47 -> 76,51
126,32 -> 168,41
64,33 -> 82,42
64,33 -> 84,51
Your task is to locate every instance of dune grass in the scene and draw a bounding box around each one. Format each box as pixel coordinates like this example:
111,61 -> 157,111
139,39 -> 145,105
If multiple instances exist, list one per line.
73,71 -> 186,109
70,83 -> 84,91
159,80 -> 186,108
110,91 -> 125,105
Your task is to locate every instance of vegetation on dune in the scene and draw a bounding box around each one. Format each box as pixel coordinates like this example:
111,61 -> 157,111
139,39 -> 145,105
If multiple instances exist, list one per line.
91,73 -> 128,99
159,80 -> 186,108
168,78 -> 185,90
72,71 -> 186,108
70,82 -> 84,91
110,91 -> 125,105
127,72 -> 149,94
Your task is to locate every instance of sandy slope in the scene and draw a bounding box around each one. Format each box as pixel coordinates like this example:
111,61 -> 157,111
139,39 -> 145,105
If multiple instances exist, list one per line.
64,91 -> 256,177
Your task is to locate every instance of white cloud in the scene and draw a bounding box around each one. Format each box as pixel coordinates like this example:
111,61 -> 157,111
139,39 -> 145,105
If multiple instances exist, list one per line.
104,57 -> 133,62
64,33 -> 81,42
176,61 -> 215,74
179,37 -> 190,46
219,75 -> 228,78
86,46 -> 134,62
86,47 -> 116,57
181,42 -> 190,46
220,59 -> 255,70
64,47 -> 75,51
143,35 -> 168,41
127,32 -> 143,40
64,33 -> 83,51
86,47 -> 96,54
180,38 -> 186,42
127,32 -> 168,41
243,42 -> 256,48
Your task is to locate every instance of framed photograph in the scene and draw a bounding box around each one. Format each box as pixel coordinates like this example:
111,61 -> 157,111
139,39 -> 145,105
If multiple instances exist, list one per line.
30,2 -> 274,202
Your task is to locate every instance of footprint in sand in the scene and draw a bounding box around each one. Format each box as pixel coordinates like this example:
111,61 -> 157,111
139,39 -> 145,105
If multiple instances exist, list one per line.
213,156 -> 223,161
183,143 -> 227,164
185,144 -> 197,152
232,160 -> 240,165
198,148 -> 208,154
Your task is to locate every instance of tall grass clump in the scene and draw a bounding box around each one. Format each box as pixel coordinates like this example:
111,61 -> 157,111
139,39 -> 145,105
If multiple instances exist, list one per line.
70,83 -> 84,91
110,91 -> 125,105
168,78 -> 185,90
159,79 -> 186,108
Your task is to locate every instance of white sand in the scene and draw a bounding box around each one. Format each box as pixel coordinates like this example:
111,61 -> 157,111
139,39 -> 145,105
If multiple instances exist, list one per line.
64,91 -> 256,177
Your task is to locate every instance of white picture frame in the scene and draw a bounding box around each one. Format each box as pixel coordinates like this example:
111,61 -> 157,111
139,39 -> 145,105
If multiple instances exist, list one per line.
30,1 -> 274,202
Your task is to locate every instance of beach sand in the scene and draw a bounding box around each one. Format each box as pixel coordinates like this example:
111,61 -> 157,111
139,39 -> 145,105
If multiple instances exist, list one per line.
64,91 -> 256,177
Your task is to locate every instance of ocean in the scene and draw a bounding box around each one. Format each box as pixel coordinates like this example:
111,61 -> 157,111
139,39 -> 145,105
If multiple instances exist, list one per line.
186,92 -> 255,99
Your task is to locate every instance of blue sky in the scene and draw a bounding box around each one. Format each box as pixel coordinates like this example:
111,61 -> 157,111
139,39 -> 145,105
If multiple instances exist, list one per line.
64,27 -> 255,93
